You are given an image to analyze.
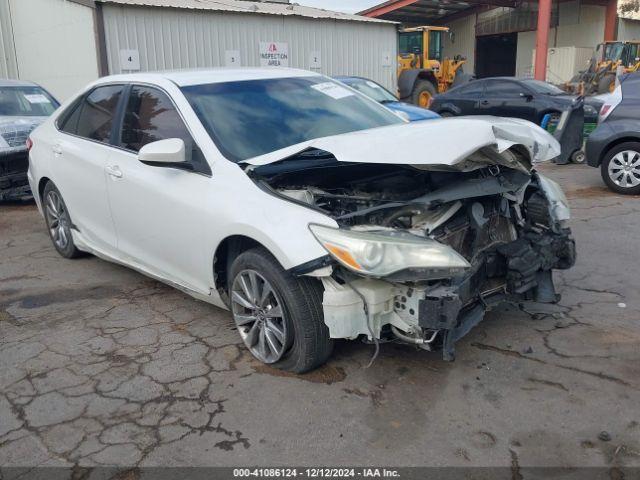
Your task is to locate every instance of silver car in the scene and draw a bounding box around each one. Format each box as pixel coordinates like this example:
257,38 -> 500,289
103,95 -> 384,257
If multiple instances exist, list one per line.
0,79 -> 59,200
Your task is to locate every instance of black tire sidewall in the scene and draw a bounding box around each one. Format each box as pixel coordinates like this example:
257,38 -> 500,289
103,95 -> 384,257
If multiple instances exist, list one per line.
411,80 -> 437,106
42,182 -> 81,258
229,248 -> 332,373
600,142 -> 640,195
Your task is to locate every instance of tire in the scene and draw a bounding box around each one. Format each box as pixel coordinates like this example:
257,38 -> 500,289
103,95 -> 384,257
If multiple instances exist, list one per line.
600,142 -> 640,195
42,182 -> 82,258
411,79 -> 437,108
597,74 -> 615,95
228,247 -> 333,373
571,150 -> 586,164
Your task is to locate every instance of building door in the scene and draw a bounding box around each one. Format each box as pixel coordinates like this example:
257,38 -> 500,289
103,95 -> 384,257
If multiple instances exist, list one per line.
475,33 -> 518,78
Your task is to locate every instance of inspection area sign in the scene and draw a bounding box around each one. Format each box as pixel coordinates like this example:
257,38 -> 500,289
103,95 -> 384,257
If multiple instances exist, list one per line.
259,42 -> 289,67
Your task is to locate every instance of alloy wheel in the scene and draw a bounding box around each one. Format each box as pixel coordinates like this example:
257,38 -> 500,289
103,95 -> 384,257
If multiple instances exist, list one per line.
608,150 -> 640,189
45,190 -> 71,250
231,269 -> 289,363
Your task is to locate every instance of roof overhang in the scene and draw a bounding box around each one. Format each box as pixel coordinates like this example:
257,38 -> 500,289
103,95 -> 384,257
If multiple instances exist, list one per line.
359,0 -> 518,25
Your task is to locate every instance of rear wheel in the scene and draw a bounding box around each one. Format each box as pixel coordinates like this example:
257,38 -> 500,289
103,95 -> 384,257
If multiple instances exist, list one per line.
600,142 -> 640,194
229,247 -> 333,373
411,80 -> 437,108
42,182 -> 82,259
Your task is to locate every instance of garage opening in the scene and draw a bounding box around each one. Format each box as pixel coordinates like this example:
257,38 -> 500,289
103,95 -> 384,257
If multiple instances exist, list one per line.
475,33 -> 518,78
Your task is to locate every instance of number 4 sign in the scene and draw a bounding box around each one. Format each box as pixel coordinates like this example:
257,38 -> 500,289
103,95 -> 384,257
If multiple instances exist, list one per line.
119,49 -> 140,71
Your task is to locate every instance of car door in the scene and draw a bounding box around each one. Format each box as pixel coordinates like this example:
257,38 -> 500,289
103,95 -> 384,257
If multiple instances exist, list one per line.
453,81 -> 486,115
105,84 -> 213,294
478,80 -> 538,122
53,85 -> 124,252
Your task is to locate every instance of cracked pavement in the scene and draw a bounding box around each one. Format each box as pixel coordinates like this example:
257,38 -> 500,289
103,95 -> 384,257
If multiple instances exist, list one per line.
1,164 -> 639,472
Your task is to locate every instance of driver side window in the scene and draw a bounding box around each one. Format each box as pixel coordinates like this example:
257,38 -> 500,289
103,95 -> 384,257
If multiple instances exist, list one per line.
120,85 -> 210,174
121,86 -> 190,152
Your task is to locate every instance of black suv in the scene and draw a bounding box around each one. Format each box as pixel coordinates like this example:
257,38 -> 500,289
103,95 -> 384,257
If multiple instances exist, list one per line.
586,73 -> 640,194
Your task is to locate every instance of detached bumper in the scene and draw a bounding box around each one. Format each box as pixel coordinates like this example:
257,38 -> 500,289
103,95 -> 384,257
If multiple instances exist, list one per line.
413,228 -> 576,360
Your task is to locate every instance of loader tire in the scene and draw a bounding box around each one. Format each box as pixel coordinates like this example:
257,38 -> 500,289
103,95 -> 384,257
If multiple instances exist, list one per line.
411,80 -> 437,108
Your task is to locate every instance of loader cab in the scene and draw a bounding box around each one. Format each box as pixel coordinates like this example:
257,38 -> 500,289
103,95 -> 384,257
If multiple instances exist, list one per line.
398,27 -> 446,69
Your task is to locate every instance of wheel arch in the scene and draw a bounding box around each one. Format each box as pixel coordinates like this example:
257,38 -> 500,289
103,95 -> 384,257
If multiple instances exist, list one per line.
37,176 -> 52,204
600,136 -> 640,166
213,234 -> 284,305
398,69 -> 437,101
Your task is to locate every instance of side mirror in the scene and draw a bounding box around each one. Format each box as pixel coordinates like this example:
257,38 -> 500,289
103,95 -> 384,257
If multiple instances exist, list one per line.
519,92 -> 533,100
138,138 -> 186,165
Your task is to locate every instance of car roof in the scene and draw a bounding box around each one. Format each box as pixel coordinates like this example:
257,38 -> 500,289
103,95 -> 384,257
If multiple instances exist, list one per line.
0,79 -> 39,88
94,68 -> 321,88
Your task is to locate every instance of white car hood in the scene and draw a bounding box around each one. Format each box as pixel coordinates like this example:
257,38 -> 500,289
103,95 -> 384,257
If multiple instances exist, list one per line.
243,116 -> 560,172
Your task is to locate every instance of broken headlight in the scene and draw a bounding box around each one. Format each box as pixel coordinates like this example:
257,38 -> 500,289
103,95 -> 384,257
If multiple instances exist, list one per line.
309,224 -> 471,278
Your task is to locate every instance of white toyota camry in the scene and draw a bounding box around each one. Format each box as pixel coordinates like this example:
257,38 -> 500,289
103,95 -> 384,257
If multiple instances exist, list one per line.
28,68 -> 575,373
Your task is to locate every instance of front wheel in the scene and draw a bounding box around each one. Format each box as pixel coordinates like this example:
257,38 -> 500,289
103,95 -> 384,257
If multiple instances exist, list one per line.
600,142 -> 640,194
229,247 -> 333,373
411,80 -> 437,108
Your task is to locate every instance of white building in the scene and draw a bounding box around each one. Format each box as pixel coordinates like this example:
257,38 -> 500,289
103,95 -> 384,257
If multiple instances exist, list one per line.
0,0 -> 398,101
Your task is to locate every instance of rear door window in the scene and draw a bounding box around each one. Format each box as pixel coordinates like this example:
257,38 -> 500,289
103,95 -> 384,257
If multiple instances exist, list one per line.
65,85 -> 123,143
484,81 -> 523,97
453,82 -> 485,97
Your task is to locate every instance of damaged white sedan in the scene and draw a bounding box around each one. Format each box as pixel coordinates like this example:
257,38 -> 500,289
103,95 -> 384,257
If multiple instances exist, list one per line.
28,69 -> 575,373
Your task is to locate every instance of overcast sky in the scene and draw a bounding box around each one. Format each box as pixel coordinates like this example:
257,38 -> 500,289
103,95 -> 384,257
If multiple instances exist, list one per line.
295,0 -> 382,14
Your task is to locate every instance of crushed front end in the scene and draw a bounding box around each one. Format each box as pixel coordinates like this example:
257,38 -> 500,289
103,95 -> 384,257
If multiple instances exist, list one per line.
251,140 -> 575,361
0,120 -> 38,201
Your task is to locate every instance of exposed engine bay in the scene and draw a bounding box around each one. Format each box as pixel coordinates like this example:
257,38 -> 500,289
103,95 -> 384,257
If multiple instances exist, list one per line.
250,148 -> 576,361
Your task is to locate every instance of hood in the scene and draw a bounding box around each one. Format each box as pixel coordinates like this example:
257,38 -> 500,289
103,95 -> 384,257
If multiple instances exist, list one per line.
0,116 -> 47,151
383,102 -> 441,122
243,116 -> 561,172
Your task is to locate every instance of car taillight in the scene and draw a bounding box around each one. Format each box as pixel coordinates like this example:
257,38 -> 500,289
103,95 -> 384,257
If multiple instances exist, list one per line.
26,137 -> 33,152
599,85 -> 622,123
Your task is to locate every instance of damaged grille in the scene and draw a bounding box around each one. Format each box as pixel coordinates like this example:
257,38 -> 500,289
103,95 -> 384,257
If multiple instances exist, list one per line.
434,206 -> 517,261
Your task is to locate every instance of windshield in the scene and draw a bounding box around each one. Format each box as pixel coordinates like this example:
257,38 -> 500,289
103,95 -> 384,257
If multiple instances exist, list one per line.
522,79 -> 565,95
0,86 -> 59,117
338,78 -> 397,103
605,43 -> 624,62
182,76 -> 403,162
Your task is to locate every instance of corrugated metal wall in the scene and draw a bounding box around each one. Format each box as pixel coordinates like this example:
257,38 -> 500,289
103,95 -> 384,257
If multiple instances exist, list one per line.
619,18 -> 640,40
102,5 -> 399,91
442,14 -> 476,75
6,0 -> 99,100
515,4 -> 605,79
0,0 -> 18,79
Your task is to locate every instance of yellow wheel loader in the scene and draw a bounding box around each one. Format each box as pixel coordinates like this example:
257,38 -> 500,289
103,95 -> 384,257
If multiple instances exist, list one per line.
565,41 -> 640,96
397,26 -> 469,107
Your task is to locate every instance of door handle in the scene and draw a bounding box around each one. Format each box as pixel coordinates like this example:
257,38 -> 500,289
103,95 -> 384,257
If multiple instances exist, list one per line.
480,100 -> 490,106
106,165 -> 123,178
52,145 -> 62,155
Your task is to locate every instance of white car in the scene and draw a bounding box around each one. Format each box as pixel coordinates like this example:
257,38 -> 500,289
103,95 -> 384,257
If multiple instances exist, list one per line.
28,68 -> 575,373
